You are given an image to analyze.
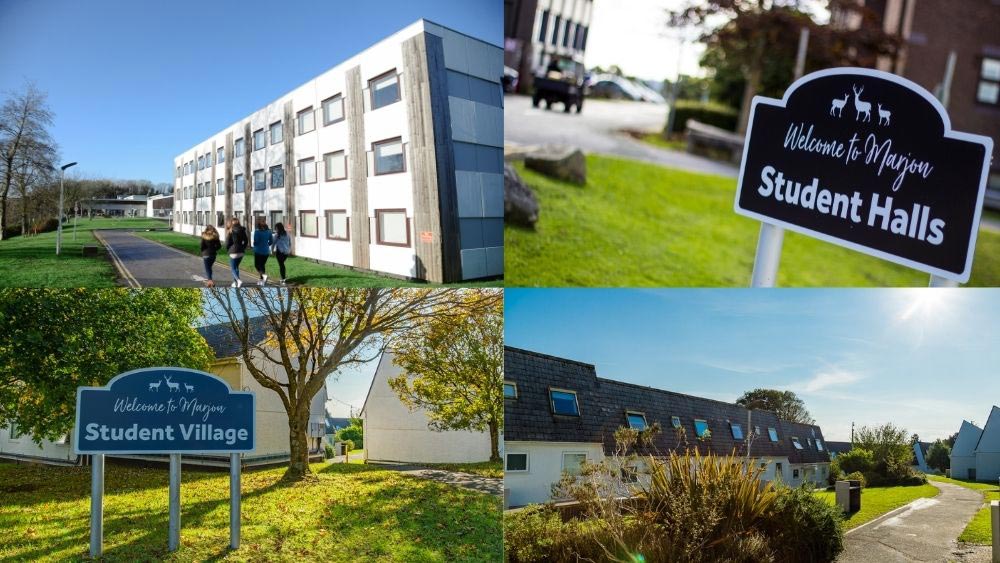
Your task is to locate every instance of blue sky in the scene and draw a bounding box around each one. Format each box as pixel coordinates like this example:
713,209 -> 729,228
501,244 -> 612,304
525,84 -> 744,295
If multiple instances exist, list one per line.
505,289 -> 1000,442
0,0 -> 501,185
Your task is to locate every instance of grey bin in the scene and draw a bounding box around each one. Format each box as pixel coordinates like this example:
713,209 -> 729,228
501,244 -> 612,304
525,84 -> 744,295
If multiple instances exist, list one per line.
835,480 -> 862,513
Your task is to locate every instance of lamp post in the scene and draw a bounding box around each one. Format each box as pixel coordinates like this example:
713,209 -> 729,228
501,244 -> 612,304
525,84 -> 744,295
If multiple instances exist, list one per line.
56,161 -> 77,256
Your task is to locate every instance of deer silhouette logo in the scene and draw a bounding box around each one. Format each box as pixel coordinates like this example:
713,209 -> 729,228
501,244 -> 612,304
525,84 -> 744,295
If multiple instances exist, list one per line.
184,383 -> 195,393
852,85 -> 872,122
149,379 -> 162,392
877,103 -> 891,126
164,375 -> 180,393
829,93 -> 849,118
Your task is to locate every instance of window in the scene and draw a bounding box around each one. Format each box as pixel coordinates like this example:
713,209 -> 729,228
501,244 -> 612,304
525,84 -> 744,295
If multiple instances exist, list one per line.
297,107 -> 315,135
299,210 -> 317,237
270,165 -> 284,188
549,388 -> 579,416
551,16 -> 561,45
562,453 -> 587,477
217,211 -> 225,227
503,381 -> 517,399
198,155 -> 204,170
325,209 -> 349,240
269,211 -> 284,229
176,166 -> 181,178
369,70 -> 400,110
217,147 -> 225,163
626,411 -> 647,430
793,469 -> 800,479
375,209 -> 409,246
562,18 -> 572,47
253,128 -> 266,151
768,427 -> 779,442
506,453 -> 528,472
217,178 -> 224,195
270,120 -> 283,144
671,416 -> 682,428
775,462 -> 783,478
373,137 -> 405,175
538,9 -> 549,42
322,94 -> 344,125
791,437 -> 804,450
9,422 -> 20,440
324,150 -> 347,181
234,137 -> 245,157
731,423 -> 744,440
253,169 -> 265,191
754,425 -> 761,437
978,57 -> 1000,105
816,439 -> 824,451
205,152 -> 212,167
298,158 -> 316,184
693,419 -> 710,438
807,437 -> 813,447
235,174 -> 245,193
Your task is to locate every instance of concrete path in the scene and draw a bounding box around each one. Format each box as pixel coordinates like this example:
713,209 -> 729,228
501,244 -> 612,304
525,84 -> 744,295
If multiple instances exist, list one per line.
837,480 -> 985,563
95,229 -> 260,288
370,462 -> 503,496
504,93 -> 739,178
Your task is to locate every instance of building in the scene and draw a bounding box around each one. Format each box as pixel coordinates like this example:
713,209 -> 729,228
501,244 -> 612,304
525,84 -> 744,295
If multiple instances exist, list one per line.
949,411 -> 1000,481
360,351 -> 491,464
172,19 -> 503,283
503,347 -> 831,508
81,196 -> 149,218
146,193 -> 173,220
504,0 -> 593,93
824,439 -> 932,473
0,319 -> 327,467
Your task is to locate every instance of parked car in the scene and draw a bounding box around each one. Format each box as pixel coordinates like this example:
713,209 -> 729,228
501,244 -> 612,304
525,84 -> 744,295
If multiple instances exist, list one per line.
589,74 -> 666,104
532,56 -> 586,113
503,66 -> 519,93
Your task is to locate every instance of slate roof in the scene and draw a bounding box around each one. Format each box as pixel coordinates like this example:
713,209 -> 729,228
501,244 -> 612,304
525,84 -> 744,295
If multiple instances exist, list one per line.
826,441 -> 853,455
327,417 -> 351,432
505,347 -> 830,464
197,317 -> 270,359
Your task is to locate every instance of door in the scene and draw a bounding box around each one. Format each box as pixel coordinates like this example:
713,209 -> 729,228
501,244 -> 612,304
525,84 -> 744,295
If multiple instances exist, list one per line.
970,468 -> 976,481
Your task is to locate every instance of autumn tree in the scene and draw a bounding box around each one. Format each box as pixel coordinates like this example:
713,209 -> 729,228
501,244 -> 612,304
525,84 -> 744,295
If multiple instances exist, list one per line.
0,82 -> 57,239
207,287 -> 500,481
736,388 -> 814,424
388,290 -> 504,462
0,289 -> 213,442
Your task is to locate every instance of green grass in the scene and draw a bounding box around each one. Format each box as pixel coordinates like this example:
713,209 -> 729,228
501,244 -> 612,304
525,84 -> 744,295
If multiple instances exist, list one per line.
0,218 -> 168,287
505,155 -> 1000,286
637,133 -> 687,152
814,483 -> 939,530
416,461 -> 502,479
0,460 -> 501,562
136,231 -> 502,288
928,475 -> 997,544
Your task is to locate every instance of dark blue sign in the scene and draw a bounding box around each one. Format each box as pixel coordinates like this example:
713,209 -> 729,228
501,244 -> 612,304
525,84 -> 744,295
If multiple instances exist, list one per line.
74,368 -> 255,454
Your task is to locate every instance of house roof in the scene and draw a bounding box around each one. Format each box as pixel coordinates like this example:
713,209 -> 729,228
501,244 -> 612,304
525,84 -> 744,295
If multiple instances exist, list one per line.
826,441 -> 852,455
504,347 -> 830,464
326,417 -> 351,432
197,317 -> 270,359
974,406 -> 1000,453
953,419 -> 985,457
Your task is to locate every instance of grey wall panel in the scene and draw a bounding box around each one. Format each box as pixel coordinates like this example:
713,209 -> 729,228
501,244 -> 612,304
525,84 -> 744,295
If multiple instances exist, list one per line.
346,65 -> 370,270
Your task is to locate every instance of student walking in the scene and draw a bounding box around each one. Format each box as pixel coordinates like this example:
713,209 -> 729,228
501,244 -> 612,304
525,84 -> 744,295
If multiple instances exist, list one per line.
199,225 -> 222,287
253,219 -> 273,285
271,222 -> 291,285
225,217 -> 249,287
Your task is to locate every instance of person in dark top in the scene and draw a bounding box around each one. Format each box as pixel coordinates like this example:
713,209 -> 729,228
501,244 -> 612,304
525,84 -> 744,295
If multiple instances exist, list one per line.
199,225 -> 222,287
252,219 -> 273,285
225,217 -> 249,287
270,222 -> 291,285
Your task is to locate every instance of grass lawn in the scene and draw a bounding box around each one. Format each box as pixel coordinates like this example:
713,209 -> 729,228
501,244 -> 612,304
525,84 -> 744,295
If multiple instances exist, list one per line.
637,133 -> 687,152
135,231 -> 502,288
928,475 -> 997,544
0,217 -> 168,287
814,483 -> 939,530
506,155 -> 1000,286
0,460 -> 501,562
417,461 -> 502,479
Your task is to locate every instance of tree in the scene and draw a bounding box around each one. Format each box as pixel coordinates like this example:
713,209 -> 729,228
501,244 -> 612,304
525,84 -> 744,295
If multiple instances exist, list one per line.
0,82 -> 56,239
388,291 -> 504,462
926,440 -> 951,473
944,432 -> 959,448
735,389 -> 814,424
207,287 -> 499,481
335,418 -> 363,448
853,423 -> 913,482
0,289 -> 213,442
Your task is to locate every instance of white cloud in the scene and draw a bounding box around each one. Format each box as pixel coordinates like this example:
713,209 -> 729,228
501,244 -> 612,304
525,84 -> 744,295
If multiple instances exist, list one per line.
796,368 -> 864,393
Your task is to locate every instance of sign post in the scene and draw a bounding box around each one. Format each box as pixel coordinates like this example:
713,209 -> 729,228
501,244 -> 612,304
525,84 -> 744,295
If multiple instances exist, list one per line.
74,367 -> 255,555
735,67 -> 993,285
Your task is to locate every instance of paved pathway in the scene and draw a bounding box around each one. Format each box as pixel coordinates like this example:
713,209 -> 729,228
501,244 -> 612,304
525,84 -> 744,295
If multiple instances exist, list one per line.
370,462 -> 503,496
95,229 -> 260,288
837,480 -> 985,563
504,93 -> 739,178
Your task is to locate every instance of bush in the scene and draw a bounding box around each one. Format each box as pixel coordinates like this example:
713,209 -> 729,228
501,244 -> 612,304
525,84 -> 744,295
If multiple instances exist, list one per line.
827,459 -> 844,487
765,486 -> 844,563
665,100 -> 738,135
335,423 -> 363,449
342,439 -> 355,453
504,506 -> 610,563
927,440 -> 951,473
837,449 -> 875,475
844,471 -> 867,488
30,218 -> 59,235
323,444 -> 334,459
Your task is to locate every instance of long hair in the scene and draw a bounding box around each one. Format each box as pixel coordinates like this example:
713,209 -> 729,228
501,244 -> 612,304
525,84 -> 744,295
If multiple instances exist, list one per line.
274,222 -> 286,237
202,225 -> 219,240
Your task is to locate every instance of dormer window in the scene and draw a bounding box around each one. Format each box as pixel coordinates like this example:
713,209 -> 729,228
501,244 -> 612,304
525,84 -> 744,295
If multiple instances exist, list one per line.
503,381 -> 517,399
816,439 -> 824,451
768,427 -> 779,442
549,389 -> 579,416
693,419 -> 709,438
807,437 -> 813,447
730,423 -> 744,440
671,416 -> 682,428
791,437 -> 804,450
626,411 -> 647,430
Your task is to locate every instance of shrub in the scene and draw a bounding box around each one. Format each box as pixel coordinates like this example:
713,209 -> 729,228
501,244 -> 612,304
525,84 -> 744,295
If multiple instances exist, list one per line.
844,471 -> 867,488
30,218 -> 59,235
342,439 -> 354,453
927,440 -> 951,473
837,448 -> 875,475
323,444 -> 334,459
827,459 -> 843,487
664,100 -> 739,135
504,506 -> 610,563
335,423 -> 363,449
764,485 -> 844,563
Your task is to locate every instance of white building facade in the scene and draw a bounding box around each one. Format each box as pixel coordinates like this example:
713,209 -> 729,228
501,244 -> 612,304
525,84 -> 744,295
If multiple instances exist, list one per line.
531,0 -> 593,72
173,19 -> 503,283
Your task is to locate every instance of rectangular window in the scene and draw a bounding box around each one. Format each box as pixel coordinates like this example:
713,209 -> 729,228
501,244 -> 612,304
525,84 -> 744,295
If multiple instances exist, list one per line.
369,71 -> 400,110
324,150 -> 347,181
270,165 -> 284,188
298,158 -> 316,184
217,211 -> 225,227
325,209 -> 349,240
198,156 -> 204,170
694,419 -> 709,438
791,437 -> 804,450
375,209 -> 409,246
217,147 -> 224,163
235,174 -> 245,193
253,169 -> 265,191
503,381 -> 517,399
206,152 -> 212,167
506,452 -> 528,472
562,18 -> 572,47
299,210 -> 317,237
775,462 -> 783,478
176,166 -> 181,178
217,178 -> 224,195
9,422 -> 20,440
671,416 -> 682,428
322,94 -> 344,124
768,427 -> 779,442
626,411 -> 647,430
297,107 -> 315,135
373,137 -> 405,175
552,16 -> 561,45
538,10 -> 549,42
269,211 -> 284,229
807,437 -> 813,447
270,120 -> 283,144
978,57 -> 1000,105
549,388 -> 579,416
562,453 -> 587,477
793,468 -> 800,479
253,128 -> 266,151
816,439 -> 824,451
234,137 -> 244,157
731,423 -> 744,440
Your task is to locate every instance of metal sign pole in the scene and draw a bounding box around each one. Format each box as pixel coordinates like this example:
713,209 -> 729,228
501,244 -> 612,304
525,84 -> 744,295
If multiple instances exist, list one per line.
750,223 -> 785,287
929,275 -> 959,288
169,453 -> 181,551
230,453 -> 241,549
89,454 -> 104,557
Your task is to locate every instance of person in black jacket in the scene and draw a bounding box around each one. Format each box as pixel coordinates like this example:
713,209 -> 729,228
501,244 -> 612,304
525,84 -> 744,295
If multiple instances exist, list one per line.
200,225 -> 222,287
225,217 -> 249,287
